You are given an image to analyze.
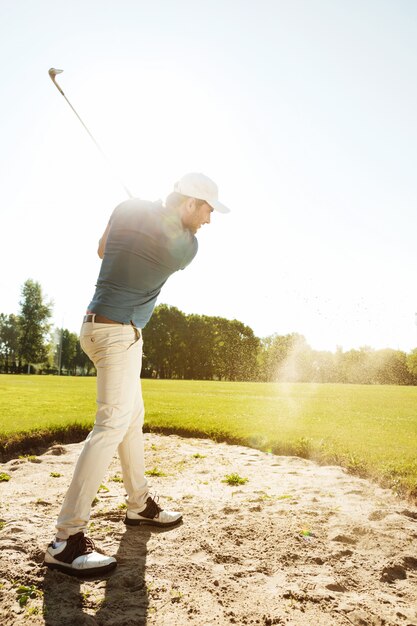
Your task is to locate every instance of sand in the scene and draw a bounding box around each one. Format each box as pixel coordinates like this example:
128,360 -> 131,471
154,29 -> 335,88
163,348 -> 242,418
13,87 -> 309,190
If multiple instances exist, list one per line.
0,433 -> 417,625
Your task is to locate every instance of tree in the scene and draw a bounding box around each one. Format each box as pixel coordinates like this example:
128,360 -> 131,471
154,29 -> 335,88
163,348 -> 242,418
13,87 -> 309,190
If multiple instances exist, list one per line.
0,313 -> 20,373
259,333 -> 312,382
371,349 -> 413,385
406,348 -> 417,381
184,314 -> 214,379
337,347 -> 373,384
18,279 -> 52,372
142,304 -> 188,378
58,329 -> 79,374
212,317 -> 260,381
74,340 -> 95,375
311,350 -> 339,383
142,306 -> 261,381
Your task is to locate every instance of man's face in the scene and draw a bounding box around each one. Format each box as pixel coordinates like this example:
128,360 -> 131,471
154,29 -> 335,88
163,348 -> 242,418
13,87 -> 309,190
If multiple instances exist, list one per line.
182,199 -> 214,234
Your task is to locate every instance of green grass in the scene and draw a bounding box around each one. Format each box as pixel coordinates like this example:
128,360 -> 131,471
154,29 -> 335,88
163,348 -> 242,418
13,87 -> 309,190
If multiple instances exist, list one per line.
145,467 -> 167,477
1,375 -> 417,498
13,583 -> 43,607
222,473 -> 249,486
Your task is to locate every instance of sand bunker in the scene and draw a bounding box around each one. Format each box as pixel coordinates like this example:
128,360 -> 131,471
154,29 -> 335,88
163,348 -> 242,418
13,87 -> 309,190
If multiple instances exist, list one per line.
1,433 -> 417,625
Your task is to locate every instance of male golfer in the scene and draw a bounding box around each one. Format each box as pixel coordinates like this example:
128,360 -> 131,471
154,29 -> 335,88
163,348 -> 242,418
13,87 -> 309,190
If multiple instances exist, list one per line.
44,172 -> 230,576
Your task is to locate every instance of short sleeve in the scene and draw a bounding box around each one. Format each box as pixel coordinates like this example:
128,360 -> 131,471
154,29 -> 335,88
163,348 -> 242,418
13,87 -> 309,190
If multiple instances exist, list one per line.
180,237 -> 198,270
109,199 -> 137,224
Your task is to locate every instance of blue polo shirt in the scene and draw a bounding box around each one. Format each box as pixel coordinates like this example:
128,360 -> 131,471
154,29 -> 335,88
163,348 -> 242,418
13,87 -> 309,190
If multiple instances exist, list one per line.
87,199 -> 198,328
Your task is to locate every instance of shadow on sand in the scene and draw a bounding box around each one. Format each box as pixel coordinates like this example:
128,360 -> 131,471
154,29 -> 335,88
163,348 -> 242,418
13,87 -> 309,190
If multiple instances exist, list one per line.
42,525 -> 152,625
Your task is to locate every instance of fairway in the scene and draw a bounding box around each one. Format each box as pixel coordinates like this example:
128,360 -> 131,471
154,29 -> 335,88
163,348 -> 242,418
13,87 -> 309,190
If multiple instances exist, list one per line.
1,375 -> 417,497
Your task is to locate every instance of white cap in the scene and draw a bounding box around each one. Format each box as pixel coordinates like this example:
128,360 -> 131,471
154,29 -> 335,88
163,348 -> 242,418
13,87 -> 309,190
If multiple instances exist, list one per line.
173,172 -> 230,214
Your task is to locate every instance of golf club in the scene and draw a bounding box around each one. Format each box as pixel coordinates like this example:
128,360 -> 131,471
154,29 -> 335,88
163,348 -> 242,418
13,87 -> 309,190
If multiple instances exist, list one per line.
48,68 -> 133,198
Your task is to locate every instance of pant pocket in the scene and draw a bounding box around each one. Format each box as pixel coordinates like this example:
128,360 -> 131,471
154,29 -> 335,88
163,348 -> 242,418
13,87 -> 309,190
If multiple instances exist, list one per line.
80,324 -> 124,360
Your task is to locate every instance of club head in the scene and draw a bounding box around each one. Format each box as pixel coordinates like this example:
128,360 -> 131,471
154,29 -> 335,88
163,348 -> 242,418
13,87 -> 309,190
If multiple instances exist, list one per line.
48,68 -> 65,95
49,68 -> 64,78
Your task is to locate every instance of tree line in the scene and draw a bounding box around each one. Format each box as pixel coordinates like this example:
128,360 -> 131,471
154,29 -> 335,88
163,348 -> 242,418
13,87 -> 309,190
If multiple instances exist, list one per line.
0,280 -> 92,375
1,279 -> 417,384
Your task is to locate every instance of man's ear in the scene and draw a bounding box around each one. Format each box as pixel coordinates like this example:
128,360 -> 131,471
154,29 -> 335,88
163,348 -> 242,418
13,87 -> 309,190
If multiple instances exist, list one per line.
184,197 -> 196,214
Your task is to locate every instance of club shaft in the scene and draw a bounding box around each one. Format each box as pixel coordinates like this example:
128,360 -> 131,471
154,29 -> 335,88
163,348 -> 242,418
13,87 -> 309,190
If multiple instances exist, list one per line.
50,70 -> 133,199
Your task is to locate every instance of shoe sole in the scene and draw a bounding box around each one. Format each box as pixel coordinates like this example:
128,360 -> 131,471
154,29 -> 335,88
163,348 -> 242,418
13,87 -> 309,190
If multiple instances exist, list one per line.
124,514 -> 183,527
44,560 -> 117,578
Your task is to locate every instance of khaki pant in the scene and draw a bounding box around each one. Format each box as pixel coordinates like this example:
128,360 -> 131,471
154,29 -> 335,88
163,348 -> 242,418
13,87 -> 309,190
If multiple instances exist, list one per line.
56,318 -> 148,539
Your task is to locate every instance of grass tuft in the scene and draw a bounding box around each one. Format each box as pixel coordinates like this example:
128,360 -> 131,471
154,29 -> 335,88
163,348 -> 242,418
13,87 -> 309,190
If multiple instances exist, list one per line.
14,583 -> 42,607
222,473 -> 248,486
19,454 -> 41,463
145,467 -> 167,477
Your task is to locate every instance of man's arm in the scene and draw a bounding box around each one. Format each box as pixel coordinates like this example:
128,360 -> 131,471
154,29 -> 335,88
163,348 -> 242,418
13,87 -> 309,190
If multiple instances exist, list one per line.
98,221 -> 111,259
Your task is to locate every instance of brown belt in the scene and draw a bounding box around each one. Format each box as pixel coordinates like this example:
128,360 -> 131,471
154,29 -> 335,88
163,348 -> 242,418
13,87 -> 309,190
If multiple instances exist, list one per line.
83,313 -> 133,326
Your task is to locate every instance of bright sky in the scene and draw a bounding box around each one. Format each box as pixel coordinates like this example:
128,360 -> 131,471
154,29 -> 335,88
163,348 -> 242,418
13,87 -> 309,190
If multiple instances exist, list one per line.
1,0 -> 417,352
